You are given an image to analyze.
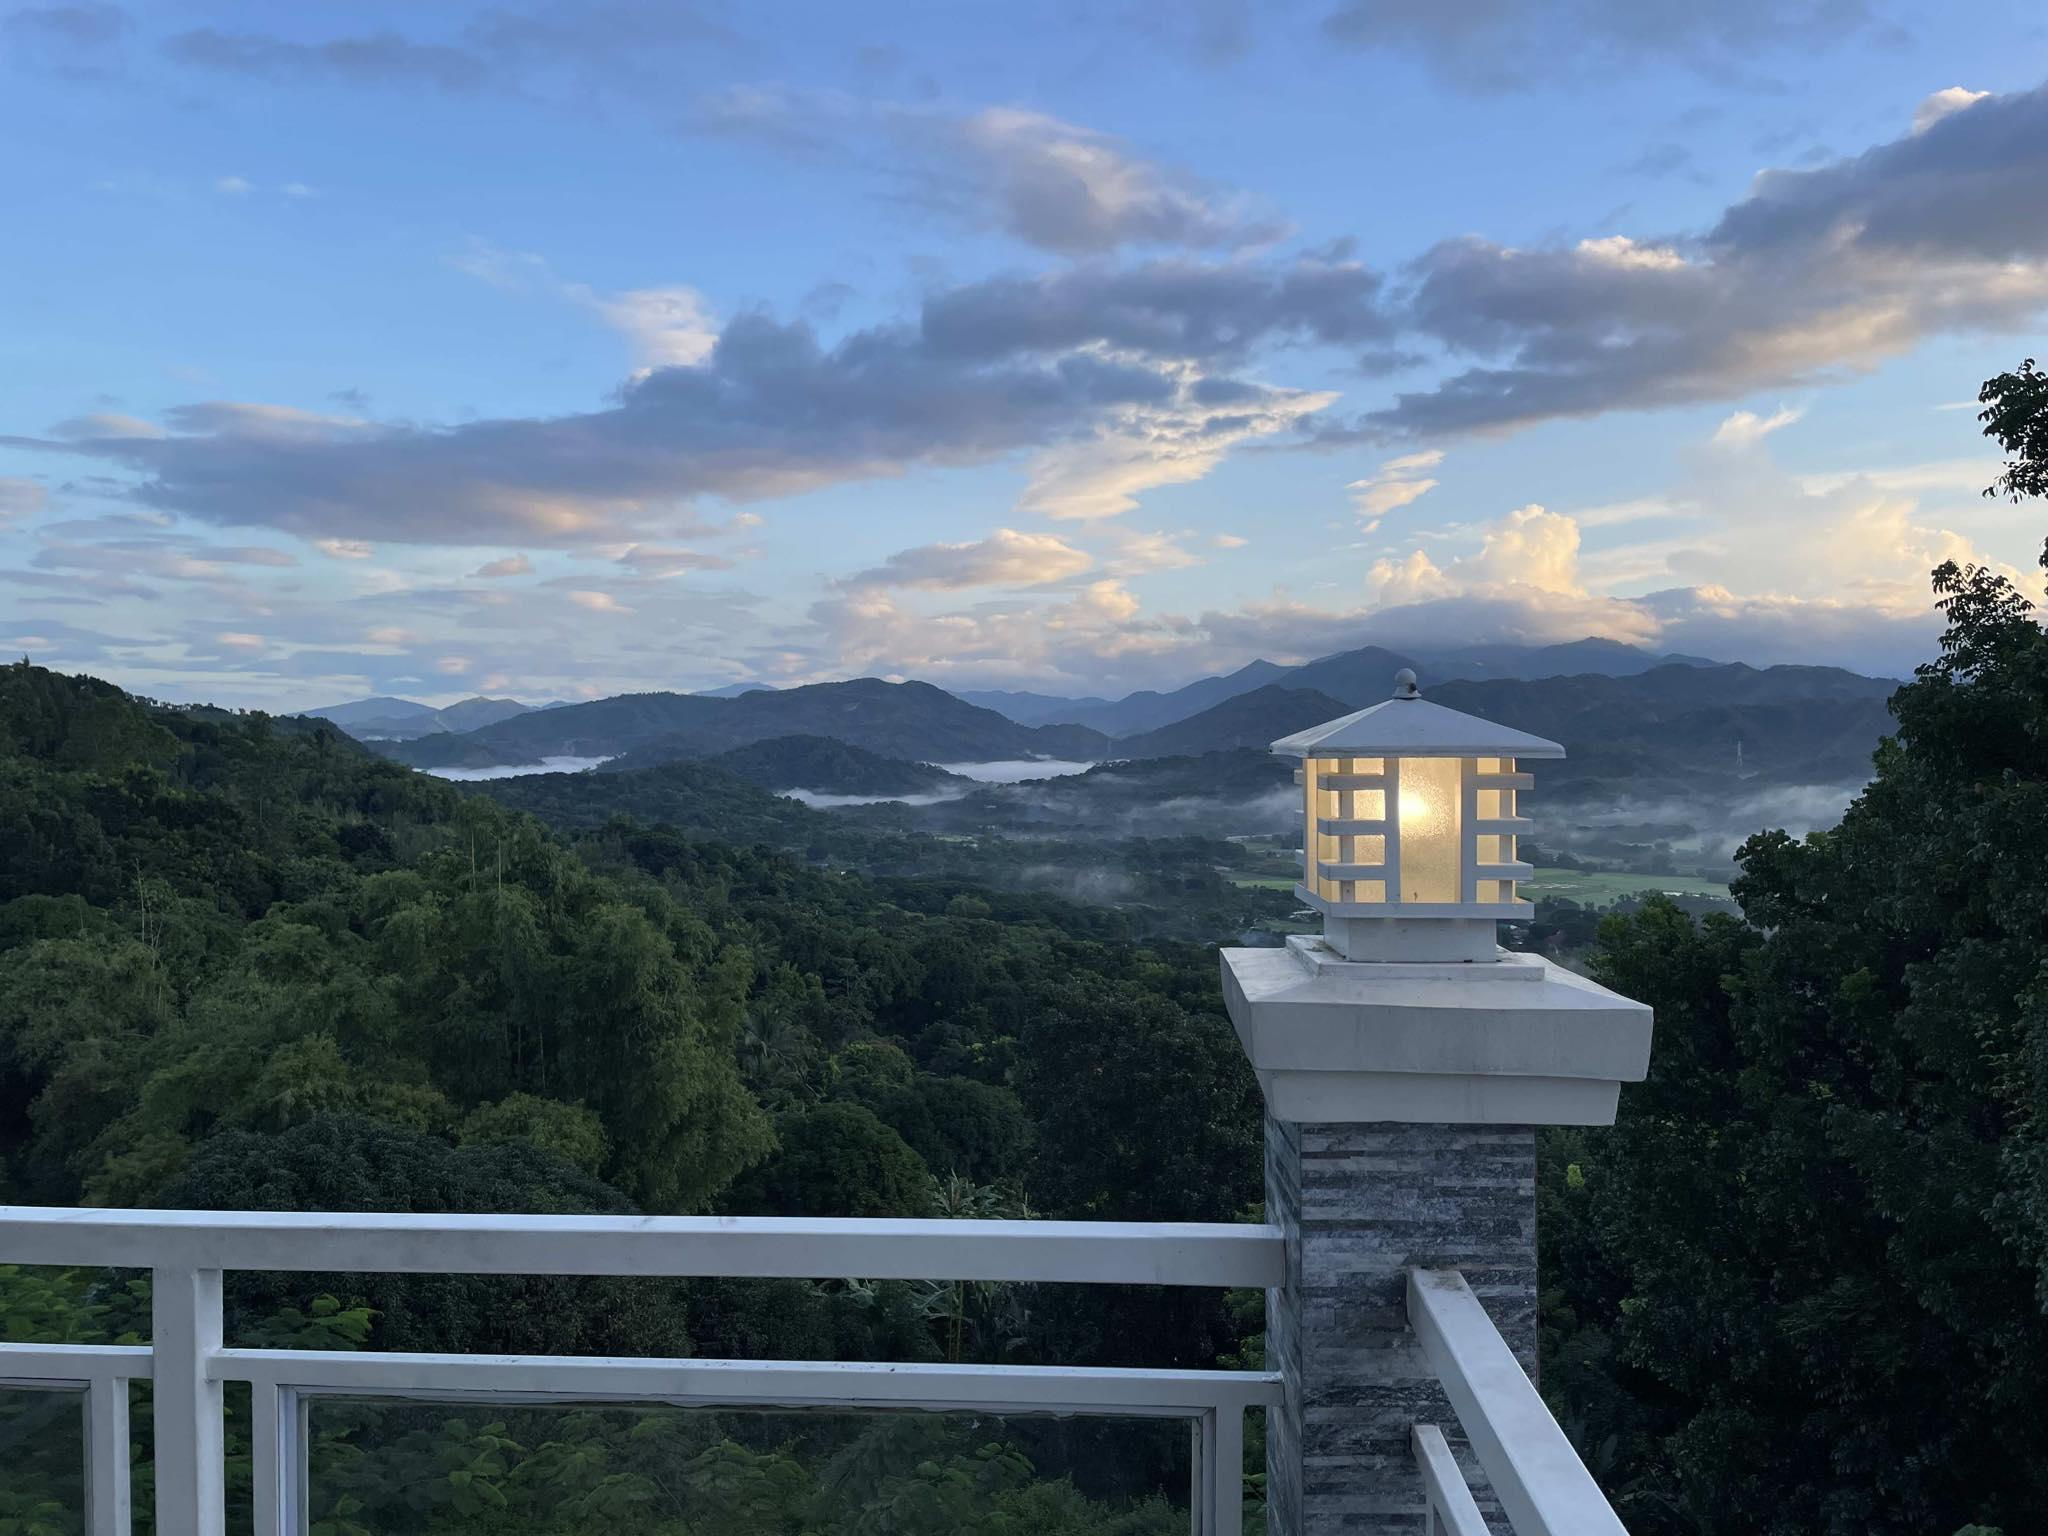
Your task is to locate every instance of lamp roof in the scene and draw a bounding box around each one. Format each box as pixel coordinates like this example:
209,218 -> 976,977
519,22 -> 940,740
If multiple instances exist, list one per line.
1271,676 -> 1566,760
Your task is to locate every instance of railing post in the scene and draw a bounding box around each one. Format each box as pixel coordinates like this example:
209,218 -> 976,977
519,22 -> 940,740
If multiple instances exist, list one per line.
1223,933 -> 1649,1533
152,1266 -> 225,1536
84,1378 -> 132,1536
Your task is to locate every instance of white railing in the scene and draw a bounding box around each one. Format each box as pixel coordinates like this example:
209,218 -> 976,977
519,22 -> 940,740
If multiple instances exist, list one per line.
0,1208 -> 1285,1536
1407,1267 -> 1630,1536
0,1211 -> 1632,1536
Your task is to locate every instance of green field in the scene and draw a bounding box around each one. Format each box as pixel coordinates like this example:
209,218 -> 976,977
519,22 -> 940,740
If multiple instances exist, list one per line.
1229,873 -> 1303,891
1522,868 -> 1732,904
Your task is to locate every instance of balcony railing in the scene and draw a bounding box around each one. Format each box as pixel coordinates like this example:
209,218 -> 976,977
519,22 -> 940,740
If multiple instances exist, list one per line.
0,1206 -> 1627,1535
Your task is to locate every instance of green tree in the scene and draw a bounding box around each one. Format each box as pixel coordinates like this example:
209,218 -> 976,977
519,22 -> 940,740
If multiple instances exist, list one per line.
723,1104 -> 933,1219
1541,361 -> 2048,1535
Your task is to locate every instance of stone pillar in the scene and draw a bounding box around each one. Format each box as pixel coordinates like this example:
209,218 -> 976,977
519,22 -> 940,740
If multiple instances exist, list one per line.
1265,1116 -> 1535,1535
1220,936 -> 1651,1535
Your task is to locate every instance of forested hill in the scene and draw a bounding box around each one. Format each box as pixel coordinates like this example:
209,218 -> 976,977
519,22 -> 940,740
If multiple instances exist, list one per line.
379,677 -> 1109,769
1117,661 -> 1896,785
0,659 -> 1256,1303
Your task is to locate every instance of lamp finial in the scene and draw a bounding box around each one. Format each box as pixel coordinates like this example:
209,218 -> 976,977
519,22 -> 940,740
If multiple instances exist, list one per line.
1392,668 -> 1420,699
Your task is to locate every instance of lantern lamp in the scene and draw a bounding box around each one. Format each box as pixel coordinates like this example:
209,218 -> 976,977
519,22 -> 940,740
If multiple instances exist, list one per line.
1272,669 -> 1564,963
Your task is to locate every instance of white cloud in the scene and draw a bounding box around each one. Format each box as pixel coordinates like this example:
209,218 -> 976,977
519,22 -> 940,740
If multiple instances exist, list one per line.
567,589 -> 635,614
215,631 -> 266,650
0,477 -> 48,517
473,553 -> 532,578
435,655 -> 473,674
846,528 -> 1093,590
576,284 -> 717,372
1020,377 -> 1337,521
1349,448 -> 1445,519
1212,533 -> 1248,549
315,537 -> 374,559
1103,528 -> 1203,575
1914,86 -> 1989,135
1712,406 -> 1804,446
215,175 -> 252,196
449,241 -> 716,373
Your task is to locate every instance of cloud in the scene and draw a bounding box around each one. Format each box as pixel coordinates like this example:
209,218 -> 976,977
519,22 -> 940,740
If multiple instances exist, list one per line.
435,654 -> 473,674
29,258 -> 1367,543
0,478 -> 49,517
1913,86 -> 1988,135
1212,533 -> 1248,548
614,544 -> 735,576
846,528 -> 1093,590
50,411 -> 163,440
694,92 -> 1281,254
215,175 -> 252,196
922,107 -> 1284,255
1103,528 -> 1203,575
215,631 -> 267,652
1712,406 -> 1804,446
567,589 -> 635,615
4,4 -> 128,49
165,27 -> 492,93
315,538 -> 374,559
582,285 -> 717,371
1348,448 -> 1443,519
473,553 -> 531,578
920,255 -> 1389,364
451,242 -> 719,373
1350,83 -> 2048,439
1319,0 -> 1874,92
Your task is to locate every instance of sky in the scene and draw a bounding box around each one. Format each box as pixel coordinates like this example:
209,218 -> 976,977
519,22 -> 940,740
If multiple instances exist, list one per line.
4,1 -> 2048,709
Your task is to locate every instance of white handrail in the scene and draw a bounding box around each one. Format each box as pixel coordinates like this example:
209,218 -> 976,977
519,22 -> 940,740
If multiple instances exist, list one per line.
1412,1423 -> 1490,1536
0,1207 -> 1285,1536
1407,1267 -> 1628,1536
0,1207 -> 1283,1287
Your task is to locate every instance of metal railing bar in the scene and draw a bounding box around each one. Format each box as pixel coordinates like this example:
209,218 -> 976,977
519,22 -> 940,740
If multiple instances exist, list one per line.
86,1378 -> 132,1536
0,1342 -> 154,1381
0,1208 -> 1284,1288
1407,1268 -> 1627,1536
212,1347 -> 1284,1417
1411,1423 -> 1488,1536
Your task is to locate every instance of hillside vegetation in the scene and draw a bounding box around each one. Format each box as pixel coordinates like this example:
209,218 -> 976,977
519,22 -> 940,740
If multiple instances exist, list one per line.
0,659 -> 1257,1534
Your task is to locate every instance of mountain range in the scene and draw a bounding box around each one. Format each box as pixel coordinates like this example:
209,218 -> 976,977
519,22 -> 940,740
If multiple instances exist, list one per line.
305,694 -> 554,741
304,639 -> 1904,819
957,638 -> 1722,737
375,678 -> 1108,770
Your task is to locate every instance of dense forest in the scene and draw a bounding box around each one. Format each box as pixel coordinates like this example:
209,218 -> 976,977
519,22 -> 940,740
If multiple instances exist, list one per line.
0,662 -> 1261,1534
7,361 -> 2048,1535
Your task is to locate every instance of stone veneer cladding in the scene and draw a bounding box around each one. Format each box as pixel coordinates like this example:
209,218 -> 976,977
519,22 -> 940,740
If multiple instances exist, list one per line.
1265,1115 -> 1537,1536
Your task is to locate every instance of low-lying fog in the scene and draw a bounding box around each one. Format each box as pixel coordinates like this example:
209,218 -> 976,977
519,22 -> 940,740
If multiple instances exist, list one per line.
429,755 -> 613,781
935,759 -> 1095,783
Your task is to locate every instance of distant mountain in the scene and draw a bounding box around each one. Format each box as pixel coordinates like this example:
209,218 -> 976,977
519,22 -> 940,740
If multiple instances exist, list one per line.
694,735 -> 969,796
306,695 -> 437,728
1114,685 -> 1355,759
697,682 -> 778,699
1408,638 -> 1720,682
961,638 -> 1742,738
383,678 -> 1111,770
1046,659 -> 1297,737
956,689 -> 1115,726
310,695 -> 540,741
1276,646 -> 1428,706
1114,662 -> 1900,795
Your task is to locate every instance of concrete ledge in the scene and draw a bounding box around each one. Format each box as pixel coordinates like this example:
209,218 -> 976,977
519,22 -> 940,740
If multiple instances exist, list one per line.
1221,939 -> 1652,1127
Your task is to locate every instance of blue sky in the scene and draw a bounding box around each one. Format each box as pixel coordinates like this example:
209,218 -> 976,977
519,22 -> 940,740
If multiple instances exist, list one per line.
4,0 -> 2048,707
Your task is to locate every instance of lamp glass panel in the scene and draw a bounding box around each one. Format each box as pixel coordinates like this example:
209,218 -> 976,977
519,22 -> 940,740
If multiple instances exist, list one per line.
1396,756 -> 1462,903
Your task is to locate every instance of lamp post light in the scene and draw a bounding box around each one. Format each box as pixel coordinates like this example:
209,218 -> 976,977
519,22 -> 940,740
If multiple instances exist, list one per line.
1221,673 -> 1654,1535
1277,666 -> 1562,964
